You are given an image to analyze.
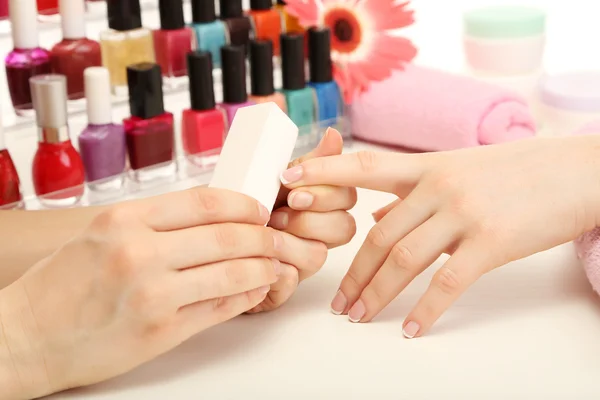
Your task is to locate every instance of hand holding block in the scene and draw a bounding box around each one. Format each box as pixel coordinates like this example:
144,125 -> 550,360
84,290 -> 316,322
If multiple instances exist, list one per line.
209,102 -> 299,212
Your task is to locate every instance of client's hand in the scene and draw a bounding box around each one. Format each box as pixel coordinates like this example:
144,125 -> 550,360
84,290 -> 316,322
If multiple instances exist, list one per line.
251,128 -> 358,313
280,135 -> 600,337
0,188 -> 294,399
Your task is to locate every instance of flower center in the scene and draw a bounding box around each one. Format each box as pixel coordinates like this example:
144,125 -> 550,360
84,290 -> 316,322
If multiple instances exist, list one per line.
324,8 -> 362,53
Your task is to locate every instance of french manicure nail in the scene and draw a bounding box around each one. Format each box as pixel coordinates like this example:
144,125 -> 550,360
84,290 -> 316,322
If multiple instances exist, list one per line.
272,232 -> 282,250
269,212 -> 288,230
289,192 -> 314,209
402,321 -> 420,339
348,299 -> 366,323
258,203 -> 270,220
330,290 -> 347,315
281,166 -> 303,185
271,258 -> 281,276
259,285 -> 271,294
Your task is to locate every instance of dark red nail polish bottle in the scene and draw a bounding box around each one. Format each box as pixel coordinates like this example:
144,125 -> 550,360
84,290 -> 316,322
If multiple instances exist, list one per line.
30,74 -> 85,208
219,0 -> 252,53
123,63 -> 176,182
5,0 -> 52,115
50,0 -> 102,100
0,117 -> 23,209
152,0 -> 193,80
182,51 -> 226,166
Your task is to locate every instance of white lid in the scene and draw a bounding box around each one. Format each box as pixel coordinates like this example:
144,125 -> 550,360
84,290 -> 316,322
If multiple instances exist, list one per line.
85,67 -> 113,125
59,0 -> 86,39
9,0 -> 39,49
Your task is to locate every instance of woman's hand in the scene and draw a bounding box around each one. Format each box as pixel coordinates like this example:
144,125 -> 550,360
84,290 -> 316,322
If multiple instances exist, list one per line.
251,128 -> 358,313
280,135 -> 600,337
0,187 -> 301,399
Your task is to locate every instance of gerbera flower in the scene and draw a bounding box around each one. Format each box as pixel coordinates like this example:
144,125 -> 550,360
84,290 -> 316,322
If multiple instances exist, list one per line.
285,0 -> 417,103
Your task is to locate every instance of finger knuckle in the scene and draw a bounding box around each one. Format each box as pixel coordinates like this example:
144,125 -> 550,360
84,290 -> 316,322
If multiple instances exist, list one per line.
344,214 -> 358,244
213,224 -> 239,255
389,243 -> 416,273
310,241 -> 328,271
366,225 -> 388,249
431,267 -> 463,296
348,187 -> 358,209
128,284 -> 161,315
355,151 -> 379,174
212,296 -> 231,314
91,205 -> 132,233
190,189 -> 221,218
342,268 -> 362,293
223,261 -> 248,287
108,243 -> 143,279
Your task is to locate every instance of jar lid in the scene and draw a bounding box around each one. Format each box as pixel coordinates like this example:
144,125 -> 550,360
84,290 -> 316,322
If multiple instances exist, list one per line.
464,6 -> 546,39
540,71 -> 600,112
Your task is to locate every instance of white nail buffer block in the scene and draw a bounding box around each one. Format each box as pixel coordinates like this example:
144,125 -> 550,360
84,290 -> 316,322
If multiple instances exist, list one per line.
209,102 -> 299,212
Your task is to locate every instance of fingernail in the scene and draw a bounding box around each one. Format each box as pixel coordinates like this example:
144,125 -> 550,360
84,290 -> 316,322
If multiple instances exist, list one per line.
403,321 -> 420,339
259,285 -> 271,294
288,191 -> 314,209
271,258 -> 281,276
281,166 -> 303,185
330,290 -> 347,315
272,232 -> 282,250
269,212 -> 289,230
320,127 -> 331,143
348,299 -> 365,323
258,203 -> 270,220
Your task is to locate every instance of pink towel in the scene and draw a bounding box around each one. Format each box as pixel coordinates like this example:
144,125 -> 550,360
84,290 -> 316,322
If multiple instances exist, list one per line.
572,120 -> 600,295
349,64 -> 537,151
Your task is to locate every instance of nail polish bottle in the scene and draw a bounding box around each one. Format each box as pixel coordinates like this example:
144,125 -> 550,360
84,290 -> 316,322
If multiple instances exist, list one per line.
248,40 -> 287,112
100,0 -> 155,93
219,0 -> 253,52
220,45 -> 256,126
0,1 -> 9,20
182,51 -> 226,166
275,0 -> 304,34
50,0 -> 102,100
123,63 -> 176,182
153,0 -> 193,80
306,28 -> 342,124
78,67 -> 127,190
190,0 -> 227,67
5,0 -> 52,115
280,34 -> 315,136
0,115 -> 23,209
37,0 -> 58,15
248,0 -> 283,56
30,75 -> 85,208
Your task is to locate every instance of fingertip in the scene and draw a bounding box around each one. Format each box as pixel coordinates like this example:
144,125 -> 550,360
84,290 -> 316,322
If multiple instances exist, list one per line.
402,320 -> 421,339
280,165 -> 303,186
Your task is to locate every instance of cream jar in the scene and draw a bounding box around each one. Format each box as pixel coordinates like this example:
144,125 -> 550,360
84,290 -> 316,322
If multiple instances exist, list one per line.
463,6 -> 546,76
539,71 -> 600,137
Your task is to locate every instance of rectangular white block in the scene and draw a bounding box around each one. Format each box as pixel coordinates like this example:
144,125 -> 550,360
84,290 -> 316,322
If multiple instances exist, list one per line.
209,102 -> 299,212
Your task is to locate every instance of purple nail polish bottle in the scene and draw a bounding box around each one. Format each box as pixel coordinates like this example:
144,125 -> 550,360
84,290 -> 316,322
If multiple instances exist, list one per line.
78,67 -> 127,191
220,45 -> 255,128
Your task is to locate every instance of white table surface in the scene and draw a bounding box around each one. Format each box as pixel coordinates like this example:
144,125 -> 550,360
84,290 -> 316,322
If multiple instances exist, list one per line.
0,0 -> 596,397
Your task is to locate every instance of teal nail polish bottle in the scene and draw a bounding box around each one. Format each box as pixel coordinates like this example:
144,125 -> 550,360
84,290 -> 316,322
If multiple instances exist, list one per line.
280,33 -> 315,136
190,0 -> 227,67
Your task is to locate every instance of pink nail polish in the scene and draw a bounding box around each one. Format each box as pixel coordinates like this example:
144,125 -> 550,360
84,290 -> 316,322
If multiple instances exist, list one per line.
403,321 -> 420,338
348,299 -> 365,323
289,191 -> 313,209
269,212 -> 288,230
330,290 -> 347,315
281,165 -> 303,184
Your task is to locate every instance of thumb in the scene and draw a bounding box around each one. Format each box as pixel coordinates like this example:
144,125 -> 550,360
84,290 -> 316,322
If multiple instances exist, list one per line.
289,127 -> 344,167
372,198 -> 402,222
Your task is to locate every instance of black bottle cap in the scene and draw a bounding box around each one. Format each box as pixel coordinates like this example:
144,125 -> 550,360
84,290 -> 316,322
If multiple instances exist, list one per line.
191,0 -> 216,23
107,0 -> 142,31
250,0 -> 273,10
250,40 -> 274,96
220,0 -> 243,19
281,33 -> 306,90
159,0 -> 185,30
221,45 -> 248,103
276,0 -> 286,5
127,63 -> 165,119
308,27 -> 333,83
187,51 -> 216,111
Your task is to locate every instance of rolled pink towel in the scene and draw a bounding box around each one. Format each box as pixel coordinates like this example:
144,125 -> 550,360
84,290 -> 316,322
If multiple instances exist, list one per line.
573,120 -> 600,295
349,64 -> 537,151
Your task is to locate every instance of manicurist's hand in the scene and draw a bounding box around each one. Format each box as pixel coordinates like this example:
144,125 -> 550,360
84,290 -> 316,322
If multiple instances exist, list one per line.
0,187 -> 293,399
250,128 -> 358,313
280,135 -> 600,338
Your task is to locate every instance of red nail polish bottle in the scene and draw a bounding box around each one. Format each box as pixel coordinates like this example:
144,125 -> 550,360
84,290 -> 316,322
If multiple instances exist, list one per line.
0,0 -> 9,20
50,0 -> 102,100
37,0 -> 58,15
124,63 -> 176,182
248,0 -> 283,56
182,51 -> 226,167
30,75 -> 85,208
152,0 -> 194,80
0,116 -> 23,209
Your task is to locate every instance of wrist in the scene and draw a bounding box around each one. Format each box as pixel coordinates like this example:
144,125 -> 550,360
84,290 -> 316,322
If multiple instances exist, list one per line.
0,282 -> 51,399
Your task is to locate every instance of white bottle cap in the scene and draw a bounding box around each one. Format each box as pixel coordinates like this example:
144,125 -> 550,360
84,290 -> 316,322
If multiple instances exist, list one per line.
9,0 -> 39,49
85,67 -> 113,125
59,0 -> 86,39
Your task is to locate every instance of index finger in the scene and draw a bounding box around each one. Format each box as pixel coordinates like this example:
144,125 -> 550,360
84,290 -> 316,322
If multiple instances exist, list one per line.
140,187 -> 269,231
279,151 -> 425,194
